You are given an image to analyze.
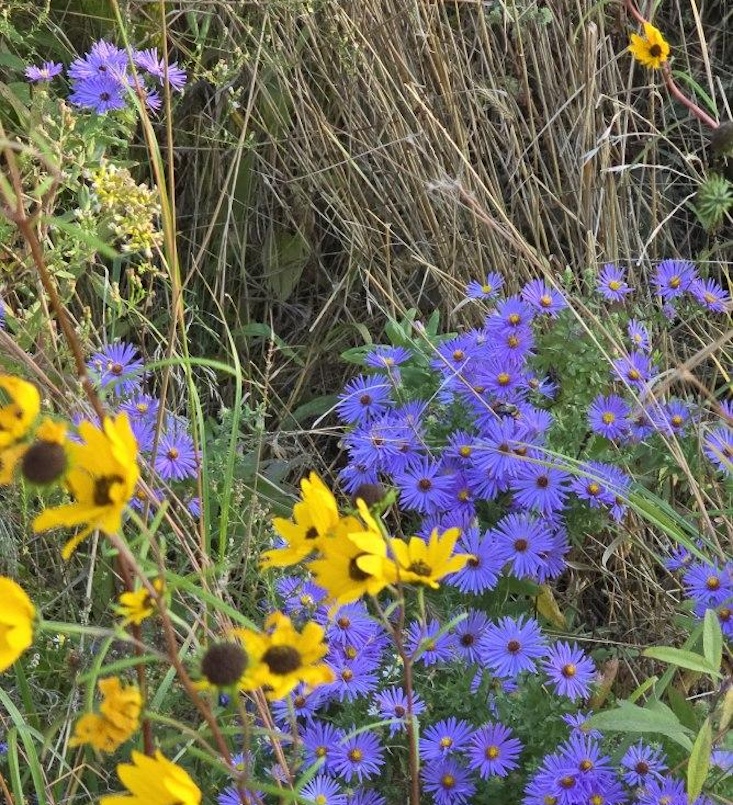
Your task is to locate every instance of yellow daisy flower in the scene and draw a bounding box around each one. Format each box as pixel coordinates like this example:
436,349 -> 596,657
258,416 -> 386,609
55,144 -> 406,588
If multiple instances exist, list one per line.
115,578 -> 164,625
234,611 -> 334,700
0,375 -> 40,448
100,750 -> 201,805
628,22 -> 670,69
262,472 -> 342,568
389,527 -> 472,589
33,413 -> 139,560
307,515 -> 396,605
70,677 -> 142,753
0,577 -> 35,672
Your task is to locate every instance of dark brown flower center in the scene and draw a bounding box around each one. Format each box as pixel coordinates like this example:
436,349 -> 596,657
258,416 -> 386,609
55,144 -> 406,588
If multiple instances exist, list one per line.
407,559 -> 432,576
93,474 -> 124,506
507,639 -> 521,653
348,555 -> 372,582
262,645 -> 302,675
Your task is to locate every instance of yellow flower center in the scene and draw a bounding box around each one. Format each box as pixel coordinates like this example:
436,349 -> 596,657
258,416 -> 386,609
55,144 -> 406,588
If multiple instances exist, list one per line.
562,663 -> 577,678
540,294 -> 552,308
588,483 -> 600,495
497,372 -> 510,386
439,736 -> 453,749
509,313 -> 521,325
349,748 -> 363,762
706,576 -> 720,591
608,280 -> 621,290
580,759 -> 593,772
167,447 -> 179,460
482,284 -> 492,293
441,774 -> 456,789
452,350 -> 465,362
486,745 -> 500,759
601,412 -> 616,424
458,445 -> 472,457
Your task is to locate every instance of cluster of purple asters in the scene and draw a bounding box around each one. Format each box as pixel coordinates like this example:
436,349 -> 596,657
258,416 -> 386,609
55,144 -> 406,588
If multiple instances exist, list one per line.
25,40 -> 186,113
84,341 -> 199,506
335,277 -> 633,596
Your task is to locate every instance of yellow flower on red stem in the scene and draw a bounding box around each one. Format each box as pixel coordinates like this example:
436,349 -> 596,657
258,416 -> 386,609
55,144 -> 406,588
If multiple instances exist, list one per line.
234,611 -> 334,700
32,413 -> 139,559
389,527 -> 472,589
0,577 -> 35,672
70,677 -> 142,753
628,22 -> 670,69
0,375 -> 40,448
100,750 -> 201,805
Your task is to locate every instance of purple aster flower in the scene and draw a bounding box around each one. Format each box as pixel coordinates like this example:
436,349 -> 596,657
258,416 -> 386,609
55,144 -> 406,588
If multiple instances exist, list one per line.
652,398 -> 693,436
300,774 -> 347,805
336,375 -> 393,424
444,430 -> 477,467
627,319 -> 651,352
710,748 -> 733,775
421,758 -> 476,805
345,419 -> 401,471
637,776 -> 687,805
338,461 -> 380,494
119,393 -> 160,423
68,40 -> 128,80
472,417 -> 524,479
129,418 -> 155,453
133,47 -> 187,90
570,461 -> 631,519
663,543 -> 695,572
373,686 -> 426,735
488,296 -> 535,332
478,615 -> 546,679
534,526 -> 570,581
525,751 -> 586,805
217,786 -> 260,805
271,682 -> 326,726
446,527 -> 502,594
25,61 -> 63,82
452,609 -> 490,664
510,461 -> 571,515
493,324 -> 536,364
683,561 -> 733,610
364,345 -> 412,374
521,278 -> 567,317
405,619 -> 454,666
88,341 -> 145,395
597,263 -> 633,301
154,430 -> 198,480
621,741 -> 667,787
69,72 -> 128,113
690,277 -> 730,313
276,576 -> 328,621
626,406 -> 656,443
332,729 -> 384,782
466,271 -> 504,300
562,711 -> 602,739
515,403 -> 554,441
588,394 -> 630,440
394,456 -> 454,514
653,259 -> 698,300
703,426 -> 733,476
347,790 -> 386,805
612,351 -> 655,389
582,776 -> 628,805
560,732 -> 614,782
492,512 -> 554,579
473,357 -> 527,400
301,721 -> 346,775
325,653 -> 379,703
468,722 -> 522,778
543,642 -> 596,700
419,718 -> 475,762
323,602 -> 382,649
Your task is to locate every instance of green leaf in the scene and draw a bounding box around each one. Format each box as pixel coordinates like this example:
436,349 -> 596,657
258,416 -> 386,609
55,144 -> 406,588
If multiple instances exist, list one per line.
586,701 -> 692,750
687,717 -> 712,801
702,609 -> 723,671
643,646 -> 722,678
666,686 -> 699,733
262,225 -> 311,302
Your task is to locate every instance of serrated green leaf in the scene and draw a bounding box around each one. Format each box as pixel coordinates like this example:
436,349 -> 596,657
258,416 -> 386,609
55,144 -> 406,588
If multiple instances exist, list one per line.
586,701 -> 692,750
643,646 -> 722,678
702,609 -> 723,671
687,717 -> 712,801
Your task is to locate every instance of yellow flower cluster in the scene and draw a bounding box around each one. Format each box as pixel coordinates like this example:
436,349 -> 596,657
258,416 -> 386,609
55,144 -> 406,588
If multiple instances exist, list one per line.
262,472 -> 472,604
91,162 -> 163,258
115,577 -> 165,625
0,373 -> 140,559
70,677 -> 143,753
